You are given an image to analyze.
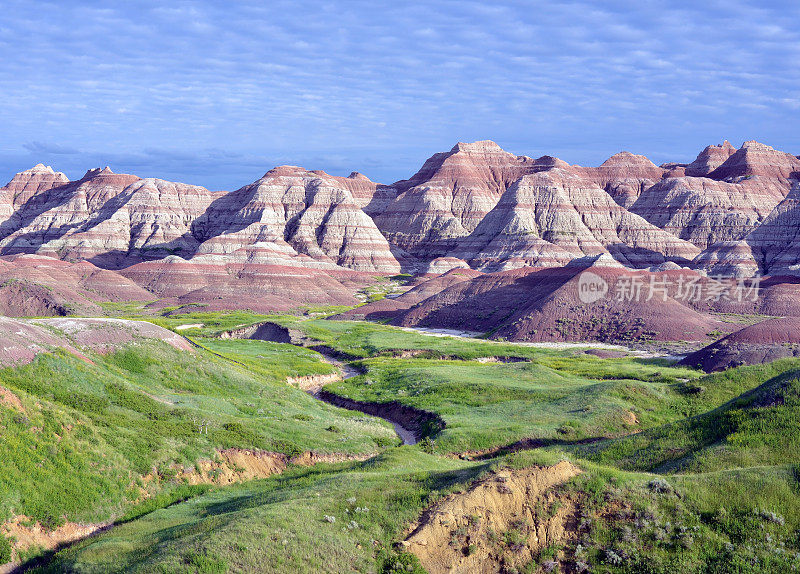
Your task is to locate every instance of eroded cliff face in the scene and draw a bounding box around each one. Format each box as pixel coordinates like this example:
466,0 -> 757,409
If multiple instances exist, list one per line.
192,165 -> 400,273
0,167 -> 217,267
0,138 -> 797,288
450,169 -> 700,271
696,181 -> 800,277
374,141 -> 547,258
629,176 -> 786,249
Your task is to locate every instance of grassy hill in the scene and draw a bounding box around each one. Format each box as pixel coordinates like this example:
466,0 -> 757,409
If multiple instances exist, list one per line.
3,310 -> 800,573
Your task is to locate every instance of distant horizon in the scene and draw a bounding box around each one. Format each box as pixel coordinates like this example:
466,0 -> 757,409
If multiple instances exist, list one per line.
1,1 -> 797,189
4,137 -> 796,192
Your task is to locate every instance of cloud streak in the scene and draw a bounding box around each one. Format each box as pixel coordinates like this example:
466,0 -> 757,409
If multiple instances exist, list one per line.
0,0 -> 797,188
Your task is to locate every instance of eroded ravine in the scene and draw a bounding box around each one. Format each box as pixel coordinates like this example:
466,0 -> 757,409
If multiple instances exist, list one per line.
216,322 -> 428,446
299,346 -> 420,446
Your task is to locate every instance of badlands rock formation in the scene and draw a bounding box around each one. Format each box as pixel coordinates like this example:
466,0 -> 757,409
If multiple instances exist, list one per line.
0,164 -> 69,221
681,318 -> 800,371
695,182 -> 800,277
374,141 -> 545,258
0,166 -> 218,267
685,141 -> 737,177
193,166 -> 400,273
629,176 -> 786,249
571,151 -> 666,208
0,137 -> 797,321
450,169 -> 701,271
706,140 -> 800,181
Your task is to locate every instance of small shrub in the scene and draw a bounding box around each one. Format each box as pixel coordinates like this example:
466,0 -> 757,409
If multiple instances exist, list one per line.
648,478 -> 672,494
418,437 -> 434,454
602,548 -> 624,566
182,549 -> 228,574
381,551 -> 426,574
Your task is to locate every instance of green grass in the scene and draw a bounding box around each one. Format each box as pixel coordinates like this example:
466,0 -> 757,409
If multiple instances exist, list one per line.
322,354 -> 744,454
575,361 -> 800,473
36,449 -> 487,573
6,311 -> 800,573
0,339 -> 396,527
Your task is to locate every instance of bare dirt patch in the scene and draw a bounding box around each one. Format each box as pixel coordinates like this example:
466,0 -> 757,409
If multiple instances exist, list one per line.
0,385 -> 25,414
1,516 -> 112,573
404,461 -> 582,574
286,372 -> 343,394
147,448 -> 375,487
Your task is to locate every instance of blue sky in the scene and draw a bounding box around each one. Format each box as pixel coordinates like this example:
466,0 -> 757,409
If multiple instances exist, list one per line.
1,0 -> 798,189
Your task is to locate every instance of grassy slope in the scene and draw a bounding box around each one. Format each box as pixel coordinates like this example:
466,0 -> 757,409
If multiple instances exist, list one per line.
0,338 -> 396,528
42,449 -> 800,574
575,361 -> 800,472
37,450 -> 486,573
7,311 -> 800,573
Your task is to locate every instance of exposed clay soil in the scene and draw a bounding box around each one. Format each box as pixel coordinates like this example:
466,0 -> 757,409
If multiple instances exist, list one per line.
681,317 -> 800,371
404,461 -> 582,574
1,517 -> 112,573
0,385 -> 25,414
394,265 -> 734,344
286,372 -> 343,394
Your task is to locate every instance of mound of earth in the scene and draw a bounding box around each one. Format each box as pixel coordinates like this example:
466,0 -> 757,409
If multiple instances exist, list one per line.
0,317 -> 192,368
394,259 -> 732,343
122,256 -> 361,313
338,268 -> 482,321
680,318 -> 800,371
404,461 -> 582,574
0,316 -> 86,367
37,317 -> 193,354
0,254 -> 153,317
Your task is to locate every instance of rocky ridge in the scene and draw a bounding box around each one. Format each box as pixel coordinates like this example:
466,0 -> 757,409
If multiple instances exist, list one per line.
1,138 -> 798,317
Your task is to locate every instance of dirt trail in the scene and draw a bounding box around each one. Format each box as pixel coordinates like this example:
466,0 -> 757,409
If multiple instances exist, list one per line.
404,461 -> 582,574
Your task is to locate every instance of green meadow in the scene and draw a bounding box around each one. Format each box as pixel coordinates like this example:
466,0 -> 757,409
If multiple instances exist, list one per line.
2,310 -> 800,572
